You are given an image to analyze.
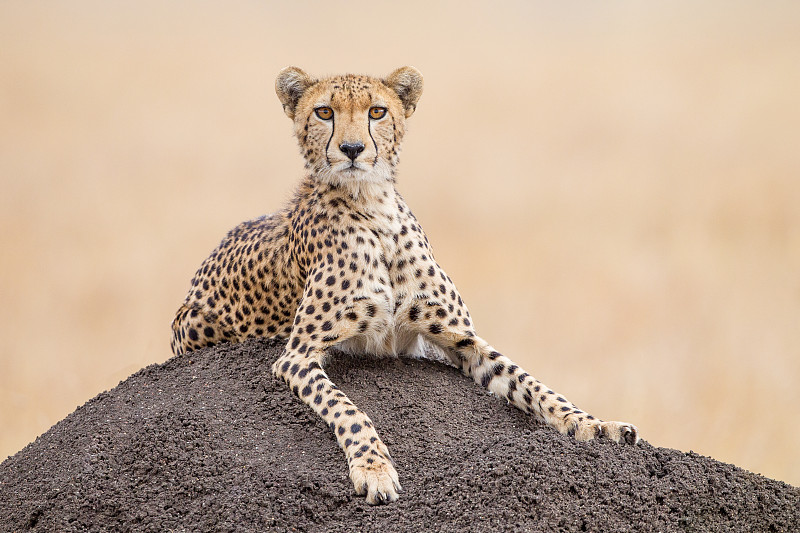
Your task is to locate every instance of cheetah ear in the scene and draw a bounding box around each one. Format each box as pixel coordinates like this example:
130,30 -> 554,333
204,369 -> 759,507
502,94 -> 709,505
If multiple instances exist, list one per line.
276,66 -> 315,119
384,66 -> 423,118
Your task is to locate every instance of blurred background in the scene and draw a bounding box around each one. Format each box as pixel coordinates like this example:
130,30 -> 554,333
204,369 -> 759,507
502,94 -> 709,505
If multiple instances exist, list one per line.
1,1 -> 798,486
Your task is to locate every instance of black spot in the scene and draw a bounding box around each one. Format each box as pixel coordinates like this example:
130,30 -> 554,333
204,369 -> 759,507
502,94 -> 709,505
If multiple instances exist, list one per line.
305,305 -> 315,314
301,386 -> 312,397
305,324 -> 316,334
203,327 -> 214,338
409,305 -> 420,321
481,372 -> 492,388
188,328 -> 199,341
456,338 -> 474,348
291,337 -> 300,349
326,275 -> 336,286
429,323 -> 442,334
435,308 -> 447,319
351,423 -> 362,434
492,363 -> 505,375
314,394 -> 322,405
327,399 -> 338,407
341,280 -> 350,290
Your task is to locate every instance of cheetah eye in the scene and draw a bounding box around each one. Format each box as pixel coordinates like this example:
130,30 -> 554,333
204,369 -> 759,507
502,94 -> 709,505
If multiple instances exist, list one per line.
369,107 -> 387,120
315,107 -> 333,120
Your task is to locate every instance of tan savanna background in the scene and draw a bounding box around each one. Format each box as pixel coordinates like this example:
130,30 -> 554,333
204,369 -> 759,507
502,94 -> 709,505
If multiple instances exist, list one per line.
2,1 -> 799,487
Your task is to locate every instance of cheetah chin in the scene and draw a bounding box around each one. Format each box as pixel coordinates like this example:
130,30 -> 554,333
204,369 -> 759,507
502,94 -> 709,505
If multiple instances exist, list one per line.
171,66 -> 640,505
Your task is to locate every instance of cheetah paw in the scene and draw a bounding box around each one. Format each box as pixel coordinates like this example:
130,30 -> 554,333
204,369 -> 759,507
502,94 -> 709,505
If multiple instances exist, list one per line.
596,421 -> 639,444
569,419 -> 639,444
350,458 -> 402,505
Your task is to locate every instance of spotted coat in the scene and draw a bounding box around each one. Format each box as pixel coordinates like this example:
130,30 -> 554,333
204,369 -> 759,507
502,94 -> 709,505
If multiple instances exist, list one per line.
171,66 -> 639,505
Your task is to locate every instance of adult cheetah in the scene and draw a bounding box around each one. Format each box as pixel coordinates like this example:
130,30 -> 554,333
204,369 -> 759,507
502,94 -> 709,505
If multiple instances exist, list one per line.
171,66 -> 639,505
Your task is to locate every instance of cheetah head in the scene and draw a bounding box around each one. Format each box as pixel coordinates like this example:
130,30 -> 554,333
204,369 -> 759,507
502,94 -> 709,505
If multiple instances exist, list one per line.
276,67 -> 423,192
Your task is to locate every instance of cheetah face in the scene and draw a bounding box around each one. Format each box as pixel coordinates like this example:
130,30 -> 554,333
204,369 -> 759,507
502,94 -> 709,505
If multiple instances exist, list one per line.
276,67 -> 423,190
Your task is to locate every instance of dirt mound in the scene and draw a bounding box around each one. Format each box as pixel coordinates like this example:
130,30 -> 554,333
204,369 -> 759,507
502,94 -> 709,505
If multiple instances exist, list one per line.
1,338 -> 797,532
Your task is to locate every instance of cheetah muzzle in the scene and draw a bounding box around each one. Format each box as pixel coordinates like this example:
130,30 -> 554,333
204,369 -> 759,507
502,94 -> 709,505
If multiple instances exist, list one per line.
171,66 -> 640,505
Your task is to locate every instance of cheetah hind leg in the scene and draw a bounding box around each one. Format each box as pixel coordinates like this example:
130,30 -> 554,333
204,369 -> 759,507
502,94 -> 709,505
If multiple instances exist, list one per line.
171,303 -> 229,355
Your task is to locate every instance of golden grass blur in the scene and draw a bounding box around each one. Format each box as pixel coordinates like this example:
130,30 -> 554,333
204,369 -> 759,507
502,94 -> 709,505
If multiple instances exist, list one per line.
1,1 -> 798,486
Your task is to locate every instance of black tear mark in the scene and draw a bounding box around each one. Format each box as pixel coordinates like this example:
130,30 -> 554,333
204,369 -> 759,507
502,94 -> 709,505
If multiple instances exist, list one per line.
324,105 -> 335,167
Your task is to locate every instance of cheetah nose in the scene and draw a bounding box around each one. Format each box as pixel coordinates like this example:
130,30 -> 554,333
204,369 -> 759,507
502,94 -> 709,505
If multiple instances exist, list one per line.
339,142 -> 365,161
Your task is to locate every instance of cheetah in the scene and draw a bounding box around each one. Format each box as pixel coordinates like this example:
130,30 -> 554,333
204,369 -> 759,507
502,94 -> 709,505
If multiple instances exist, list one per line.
171,66 -> 639,505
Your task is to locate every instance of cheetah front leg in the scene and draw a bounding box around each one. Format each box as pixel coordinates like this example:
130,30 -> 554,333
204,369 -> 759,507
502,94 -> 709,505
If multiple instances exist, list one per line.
271,299 -> 401,504
405,283 -> 639,444
437,332 -> 638,443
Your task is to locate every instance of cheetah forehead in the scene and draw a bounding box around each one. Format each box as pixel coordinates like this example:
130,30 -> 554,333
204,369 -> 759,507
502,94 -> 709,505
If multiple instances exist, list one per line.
307,74 -> 399,110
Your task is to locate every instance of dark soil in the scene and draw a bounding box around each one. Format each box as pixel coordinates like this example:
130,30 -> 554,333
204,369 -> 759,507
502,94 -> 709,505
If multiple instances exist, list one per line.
1,338 -> 798,532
